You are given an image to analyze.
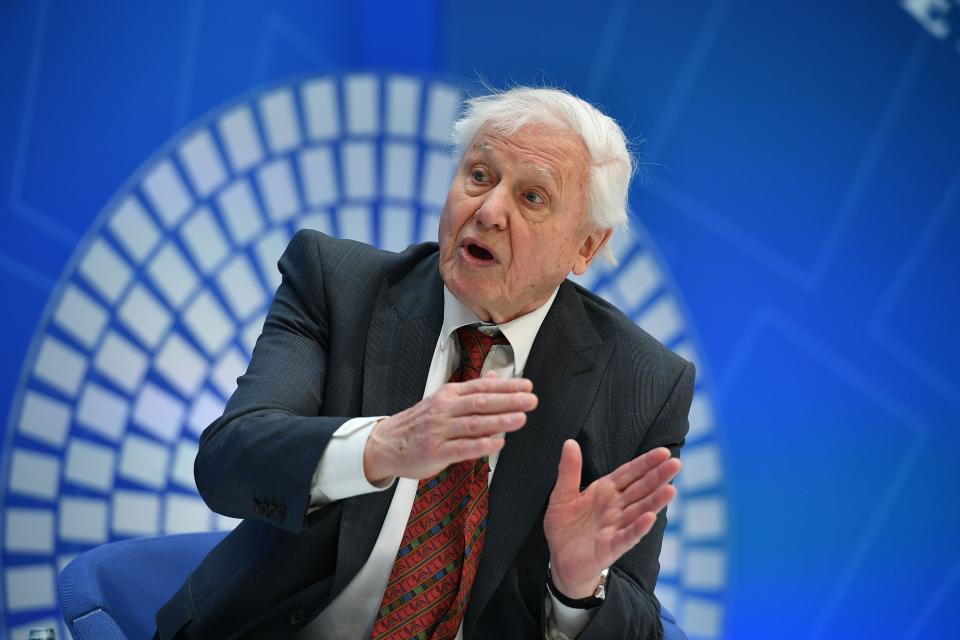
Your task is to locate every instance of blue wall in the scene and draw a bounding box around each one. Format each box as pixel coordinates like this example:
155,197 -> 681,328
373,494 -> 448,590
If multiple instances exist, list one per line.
1,1 -> 958,637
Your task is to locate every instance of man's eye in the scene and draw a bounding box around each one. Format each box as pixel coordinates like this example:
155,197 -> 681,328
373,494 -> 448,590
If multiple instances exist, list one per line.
525,191 -> 544,204
472,169 -> 488,182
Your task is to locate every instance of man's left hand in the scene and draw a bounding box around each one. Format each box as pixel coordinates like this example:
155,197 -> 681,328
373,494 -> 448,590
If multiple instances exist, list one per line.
543,440 -> 681,599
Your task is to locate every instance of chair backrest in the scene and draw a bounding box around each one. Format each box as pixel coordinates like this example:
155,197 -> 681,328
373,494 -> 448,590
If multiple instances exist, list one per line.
59,531 -> 229,640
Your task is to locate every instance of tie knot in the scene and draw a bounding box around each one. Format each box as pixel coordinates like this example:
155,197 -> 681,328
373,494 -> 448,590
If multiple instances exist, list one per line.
452,326 -> 509,382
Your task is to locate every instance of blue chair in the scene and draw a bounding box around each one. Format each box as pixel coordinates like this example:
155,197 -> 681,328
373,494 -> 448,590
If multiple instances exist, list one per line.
59,531 -> 686,639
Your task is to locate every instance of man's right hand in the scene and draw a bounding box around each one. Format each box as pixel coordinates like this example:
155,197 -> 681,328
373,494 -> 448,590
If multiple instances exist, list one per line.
362,372 -> 538,484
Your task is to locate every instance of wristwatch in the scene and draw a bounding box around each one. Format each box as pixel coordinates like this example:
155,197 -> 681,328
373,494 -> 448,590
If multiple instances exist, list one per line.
546,565 -> 609,609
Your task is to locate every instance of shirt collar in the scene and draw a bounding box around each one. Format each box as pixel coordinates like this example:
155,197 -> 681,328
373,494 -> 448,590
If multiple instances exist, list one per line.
440,285 -> 560,376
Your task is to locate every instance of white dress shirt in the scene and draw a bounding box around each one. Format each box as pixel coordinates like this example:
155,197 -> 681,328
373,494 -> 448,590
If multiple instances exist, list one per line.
298,286 -> 592,639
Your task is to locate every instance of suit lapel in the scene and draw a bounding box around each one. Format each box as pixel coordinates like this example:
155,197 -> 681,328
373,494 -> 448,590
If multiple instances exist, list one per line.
331,255 -> 444,599
464,282 -> 615,633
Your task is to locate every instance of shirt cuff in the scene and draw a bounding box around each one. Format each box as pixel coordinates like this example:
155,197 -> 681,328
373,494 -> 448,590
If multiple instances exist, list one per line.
544,589 -> 595,639
309,416 -> 393,505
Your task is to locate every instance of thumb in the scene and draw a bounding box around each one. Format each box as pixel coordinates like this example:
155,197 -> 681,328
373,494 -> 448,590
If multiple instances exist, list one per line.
552,439 -> 582,502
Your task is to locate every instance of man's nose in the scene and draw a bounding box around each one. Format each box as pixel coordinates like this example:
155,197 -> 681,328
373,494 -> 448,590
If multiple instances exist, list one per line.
473,185 -> 509,230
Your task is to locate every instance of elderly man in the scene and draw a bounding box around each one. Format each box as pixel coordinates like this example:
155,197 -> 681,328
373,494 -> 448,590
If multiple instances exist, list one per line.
156,87 -> 694,640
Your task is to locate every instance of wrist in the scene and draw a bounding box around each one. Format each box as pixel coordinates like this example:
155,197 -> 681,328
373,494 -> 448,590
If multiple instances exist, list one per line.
362,418 -> 392,484
547,565 -> 608,609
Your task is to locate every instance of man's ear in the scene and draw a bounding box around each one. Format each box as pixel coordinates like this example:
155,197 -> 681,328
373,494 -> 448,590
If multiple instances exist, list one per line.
572,227 -> 613,275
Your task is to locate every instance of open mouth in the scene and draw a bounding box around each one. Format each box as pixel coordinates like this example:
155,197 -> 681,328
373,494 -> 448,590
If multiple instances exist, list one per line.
463,240 -> 496,263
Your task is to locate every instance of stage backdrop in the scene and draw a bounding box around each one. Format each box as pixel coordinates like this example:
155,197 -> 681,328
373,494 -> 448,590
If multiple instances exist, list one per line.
1,1 -> 957,638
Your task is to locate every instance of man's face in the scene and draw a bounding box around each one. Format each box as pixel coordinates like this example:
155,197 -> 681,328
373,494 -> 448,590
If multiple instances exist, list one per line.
438,124 -> 611,323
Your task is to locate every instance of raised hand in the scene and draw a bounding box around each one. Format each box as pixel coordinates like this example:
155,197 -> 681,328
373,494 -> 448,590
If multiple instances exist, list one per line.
363,372 -> 538,483
543,440 -> 681,598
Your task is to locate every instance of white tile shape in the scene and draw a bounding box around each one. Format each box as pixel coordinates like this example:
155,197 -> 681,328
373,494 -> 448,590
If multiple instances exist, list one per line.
5,564 -> 55,611
9,448 -> 59,501
255,229 -> 289,292
4,508 -> 55,554
595,284 -> 626,311
659,532 -> 680,576
133,383 -> 186,442
683,497 -> 726,540
78,238 -> 132,304
178,128 -> 227,197
637,296 -> 684,346
217,105 -> 264,172
164,493 -> 211,534
188,390 -> 224,436
342,141 -> 376,200
379,205 -> 414,253
671,341 -> 698,371
614,252 -> 662,311
669,485 -> 683,523
420,149 -> 454,208
419,210 -> 441,243
682,548 -> 726,590
59,496 -> 108,544
142,160 -> 193,227
681,598 -> 723,638
655,584 -> 680,620
299,146 -> 339,207
344,74 -> 379,135
337,205 -> 373,244
154,332 -> 208,397
383,142 -> 417,200
118,284 -> 173,349
54,285 -> 109,350
302,78 -> 340,140
181,206 -> 229,274
257,158 -> 301,222
76,381 -> 128,441
259,88 -> 301,153
297,210 -> 334,236
108,196 -> 161,263
94,331 -> 148,394
148,242 -> 199,309
171,439 -> 199,490
211,348 -> 247,398
217,254 -> 266,320
118,434 -> 169,489
183,291 -> 234,356
687,395 -> 715,440
242,313 -> 266,355
216,513 -> 242,531
679,444 -> 722,492
424,84 -> 460,144
112,490 -> 160,536
64,438 -> 115,492
386,76 -> 421,136
217,179 -> 265,244
18,391 -> 70,448
33,336 -> 86,397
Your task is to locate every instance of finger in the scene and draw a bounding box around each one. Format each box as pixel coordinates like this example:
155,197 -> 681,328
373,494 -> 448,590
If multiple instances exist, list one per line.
445,411 -> 527,439
551,440 -> 582,502
435,435 -> 507,465
448,391 -> 538,416
619,458 -> 681,505
609,447 -> 672,490
623,483 -> 677,520
607,512 -> 657,556
454,375 -> 534,394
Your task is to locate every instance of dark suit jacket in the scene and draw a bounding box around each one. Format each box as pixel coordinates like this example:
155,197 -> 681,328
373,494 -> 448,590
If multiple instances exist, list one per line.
156,230 -> 694,640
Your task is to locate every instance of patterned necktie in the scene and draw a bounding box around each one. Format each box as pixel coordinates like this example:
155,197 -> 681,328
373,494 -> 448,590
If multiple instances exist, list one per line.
370,326 -> 509,640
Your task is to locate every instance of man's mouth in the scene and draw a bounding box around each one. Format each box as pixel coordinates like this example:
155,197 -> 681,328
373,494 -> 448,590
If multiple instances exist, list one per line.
461,239 -> 497,264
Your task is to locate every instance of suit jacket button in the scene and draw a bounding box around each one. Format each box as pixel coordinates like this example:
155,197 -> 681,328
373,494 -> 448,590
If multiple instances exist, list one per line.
288,608 -> 305,626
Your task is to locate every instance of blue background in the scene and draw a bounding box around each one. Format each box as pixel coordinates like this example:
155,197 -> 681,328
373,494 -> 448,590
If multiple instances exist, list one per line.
1,1 -> 958,637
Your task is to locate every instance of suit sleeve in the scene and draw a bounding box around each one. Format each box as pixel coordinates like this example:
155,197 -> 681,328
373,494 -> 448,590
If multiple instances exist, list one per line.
194,230 -> 354,533
579,359 -> 695,640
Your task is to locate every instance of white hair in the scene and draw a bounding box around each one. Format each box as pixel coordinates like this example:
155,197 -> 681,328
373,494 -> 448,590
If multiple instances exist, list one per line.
452,86 -> 635,264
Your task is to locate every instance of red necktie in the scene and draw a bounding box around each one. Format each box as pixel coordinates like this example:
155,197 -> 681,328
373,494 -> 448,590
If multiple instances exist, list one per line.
370,326 -> 509,640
